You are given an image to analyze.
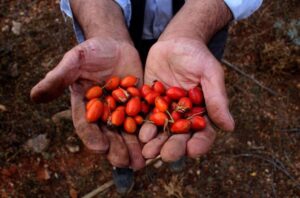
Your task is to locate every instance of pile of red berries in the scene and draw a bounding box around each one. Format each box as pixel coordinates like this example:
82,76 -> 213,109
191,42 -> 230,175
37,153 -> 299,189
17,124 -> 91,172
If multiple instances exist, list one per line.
85,76 -> 206,134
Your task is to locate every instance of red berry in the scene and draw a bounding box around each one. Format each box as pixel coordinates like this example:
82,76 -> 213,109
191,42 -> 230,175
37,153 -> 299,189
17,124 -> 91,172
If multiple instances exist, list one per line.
170,119 -> 191,134
188,87 -> 204,105
149,112 -> 168,126
155,96 -> 168,112
190,116 -> 206,130
176,97 -> 193,113
152,81 -> 165,94
126,97 -> 141,116
166,87 -> 187,100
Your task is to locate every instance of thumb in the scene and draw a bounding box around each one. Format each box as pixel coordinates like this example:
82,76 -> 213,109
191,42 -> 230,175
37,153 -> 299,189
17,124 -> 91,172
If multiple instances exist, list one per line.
30,48 -> 81,103
201,59 -> 235,132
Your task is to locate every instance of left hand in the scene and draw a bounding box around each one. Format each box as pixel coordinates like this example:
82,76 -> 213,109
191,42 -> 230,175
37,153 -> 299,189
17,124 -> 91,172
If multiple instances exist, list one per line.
139,37 -> 235,162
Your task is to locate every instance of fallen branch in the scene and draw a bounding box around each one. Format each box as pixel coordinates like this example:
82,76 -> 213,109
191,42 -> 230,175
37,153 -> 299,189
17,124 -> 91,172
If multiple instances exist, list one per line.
83,156 -> 162,198
234,153 -> 300,190
279,128 -> 300,133
221,59 -> 278,96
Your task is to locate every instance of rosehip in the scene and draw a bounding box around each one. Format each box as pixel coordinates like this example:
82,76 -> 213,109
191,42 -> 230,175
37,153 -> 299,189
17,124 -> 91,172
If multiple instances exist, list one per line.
176,97 -> 193,113
85,86 -> 103,100
120,75 -> 138,88
152,107 -> 161,113
144,91 -> 159,104
124,117 -> 137,134
171,111 -> 182,121
141,101 -> 150,114
190,116 -> 206,130
101,103 -> 110,122
105,76 -> 120,90
152,81 -> 165,94
127,87 -> 141,97
126,97 -> 141,116
86,100 -> 103,122
163,95 -> 171,105
185,107 -> 206,117
149,112 -> 168,126
188,87 -> 204,105
134,115 -> 143,125
108,106 -> 125,126
112,88 -> 130,103
155,96 -> 168,112
166,87 -> 187,100
170,119 -> 191,134
105,96 -> 116,111
86,98 -> 99,111
140,84 -> 152,97
170,102 -> 177,111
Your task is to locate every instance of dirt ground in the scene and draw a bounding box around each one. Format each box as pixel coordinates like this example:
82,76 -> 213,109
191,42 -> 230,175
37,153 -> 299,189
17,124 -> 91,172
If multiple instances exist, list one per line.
0,0 -> 299,197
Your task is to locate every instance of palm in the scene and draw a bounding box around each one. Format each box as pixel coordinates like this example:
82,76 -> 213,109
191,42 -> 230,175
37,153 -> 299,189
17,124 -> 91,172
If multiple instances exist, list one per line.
31,37 -> 145,169
140,38 -> 234,161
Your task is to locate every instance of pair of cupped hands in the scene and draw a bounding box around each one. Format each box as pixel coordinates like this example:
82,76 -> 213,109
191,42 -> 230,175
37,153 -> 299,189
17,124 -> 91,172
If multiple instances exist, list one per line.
30,36 -> 235,170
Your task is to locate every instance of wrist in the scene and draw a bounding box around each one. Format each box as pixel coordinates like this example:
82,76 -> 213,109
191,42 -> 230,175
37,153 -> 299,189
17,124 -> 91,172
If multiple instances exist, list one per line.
70,0 -> 133,44
159,0 -> 232,43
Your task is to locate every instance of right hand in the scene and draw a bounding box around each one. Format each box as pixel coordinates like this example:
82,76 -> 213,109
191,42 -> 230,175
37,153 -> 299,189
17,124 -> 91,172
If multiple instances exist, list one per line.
31,37 -> 145,170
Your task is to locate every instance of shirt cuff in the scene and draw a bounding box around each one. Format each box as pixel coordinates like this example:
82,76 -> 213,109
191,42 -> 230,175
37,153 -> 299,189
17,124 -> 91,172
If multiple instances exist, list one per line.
224,0 -> 263,20
60,0 -> 85,43
114,0 -> 132,27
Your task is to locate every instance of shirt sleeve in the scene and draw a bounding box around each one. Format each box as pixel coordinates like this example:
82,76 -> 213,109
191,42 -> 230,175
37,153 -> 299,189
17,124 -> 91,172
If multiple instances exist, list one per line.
224,0 -> 263,20
59,0 -> 131,43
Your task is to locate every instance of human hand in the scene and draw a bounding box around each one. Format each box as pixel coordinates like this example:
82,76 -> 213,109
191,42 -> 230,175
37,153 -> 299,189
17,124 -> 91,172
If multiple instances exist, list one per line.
139,38 -> 235,162
31,37 -> 145,169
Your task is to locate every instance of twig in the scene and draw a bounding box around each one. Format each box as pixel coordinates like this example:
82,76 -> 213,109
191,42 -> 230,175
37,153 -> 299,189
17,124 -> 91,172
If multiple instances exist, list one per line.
221,59 -> 278,96
234,153 -> 300,190
83,156 -> 161,198
279,128 -> 300,133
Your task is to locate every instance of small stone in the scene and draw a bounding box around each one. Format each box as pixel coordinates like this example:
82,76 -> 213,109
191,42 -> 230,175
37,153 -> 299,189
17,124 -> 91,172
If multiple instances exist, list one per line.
0,104 -> 7,112
66,136 -> 80,153
11,21 -> 22,35
25,134 -> 50,153
196,170 -> 201,175
250,172 -> 257,177
36,167 -> 51,181
69,188 -> 78,198
153,160 -> 163,169
2,25 -> 9,32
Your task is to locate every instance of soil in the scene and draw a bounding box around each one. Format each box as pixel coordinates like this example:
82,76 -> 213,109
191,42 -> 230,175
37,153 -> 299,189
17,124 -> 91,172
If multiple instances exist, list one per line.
0,0 -> 299,197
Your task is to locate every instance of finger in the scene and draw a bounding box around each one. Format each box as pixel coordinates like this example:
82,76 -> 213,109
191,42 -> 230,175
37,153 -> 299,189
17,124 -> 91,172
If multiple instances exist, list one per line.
102,126 -> 130,168
187,117 -> 216,158
142,131 -> 169,159
201,59 -> 235,131
138,123 -> 158,143
70,82 -> 109,153
160,134 -> 190,162
121,132 -> 145,170
30,48 -> 82,103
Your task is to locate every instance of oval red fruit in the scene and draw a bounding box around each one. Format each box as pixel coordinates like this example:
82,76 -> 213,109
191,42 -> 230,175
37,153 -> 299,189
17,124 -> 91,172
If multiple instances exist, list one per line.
101,103 -> 110,122
170,119 -> 191,134
86,100 -> 103,122
85,86 -> 103,100
190,116 -> 206,130
171,111 -> 182,121
120,75 -> 138,88
144,91 -> 159,104
152,81 -> 165,94
163,95 -> 171,105
124,117 -> 137,134
140,84 -> 152,97
141,101 -> 150,114
166,87 -> 187,100
155,96 -> 168,112
126,97 -> 141,116
109,107 -> 125,126
105,96 -> 116,111
105,76 -> 120,90
86,98 -> 99,111
134,115 -> 143,125
149,112 -> 168,126
188,87 -> 203,105
127,87 -> 141,97
176,97 -> 193,113
112,88 -> 130,103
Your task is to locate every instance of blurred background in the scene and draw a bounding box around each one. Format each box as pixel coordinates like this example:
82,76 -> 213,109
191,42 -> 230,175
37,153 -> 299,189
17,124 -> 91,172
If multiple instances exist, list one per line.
0,0 -> 299,197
